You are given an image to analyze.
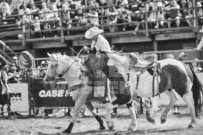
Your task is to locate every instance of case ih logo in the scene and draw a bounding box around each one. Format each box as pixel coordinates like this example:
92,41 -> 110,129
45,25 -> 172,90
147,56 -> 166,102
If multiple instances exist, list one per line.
10,93 -> 22,101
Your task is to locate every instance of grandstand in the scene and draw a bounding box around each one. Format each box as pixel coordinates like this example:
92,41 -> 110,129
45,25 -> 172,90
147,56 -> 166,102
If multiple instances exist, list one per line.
0,0 -> 203,66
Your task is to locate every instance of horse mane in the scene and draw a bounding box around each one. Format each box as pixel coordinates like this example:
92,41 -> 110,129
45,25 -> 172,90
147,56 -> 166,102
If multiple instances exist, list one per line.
53,53 -> 82,67
108,52 -> 130,66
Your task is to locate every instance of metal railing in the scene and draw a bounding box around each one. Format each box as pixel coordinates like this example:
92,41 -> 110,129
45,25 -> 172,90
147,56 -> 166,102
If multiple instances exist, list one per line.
19,0 -> 200,44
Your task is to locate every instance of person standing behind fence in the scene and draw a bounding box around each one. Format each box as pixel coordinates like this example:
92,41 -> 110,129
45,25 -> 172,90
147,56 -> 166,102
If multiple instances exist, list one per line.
0,63 -> 11,117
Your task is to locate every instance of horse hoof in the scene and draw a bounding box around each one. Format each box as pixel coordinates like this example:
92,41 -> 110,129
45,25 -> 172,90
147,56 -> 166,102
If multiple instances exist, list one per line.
146,111 -> 156,124
188,124 -> 196,128
62,130 -> 71,133
146,117 -> 156,124
100,125 -> 105,130
161,118 -> 166,124
108,125 -> 114,130
128,123 -> 138,131
107,121 -> 114,130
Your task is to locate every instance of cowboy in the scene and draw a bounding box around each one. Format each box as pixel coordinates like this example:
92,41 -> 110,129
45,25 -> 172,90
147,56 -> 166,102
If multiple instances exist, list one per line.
84,27 -> 112,104
84,27 -> 111,54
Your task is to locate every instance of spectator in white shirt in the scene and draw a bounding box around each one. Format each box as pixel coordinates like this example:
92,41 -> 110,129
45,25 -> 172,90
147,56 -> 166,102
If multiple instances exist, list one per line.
85,7 -> 99,27
10,0 -> 23,14
32,16 -> 41,38
0,0 -> 11,19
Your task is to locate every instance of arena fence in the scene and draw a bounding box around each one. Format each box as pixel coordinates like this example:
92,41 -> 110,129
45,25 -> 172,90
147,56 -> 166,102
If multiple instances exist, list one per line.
19,0 -> 201,44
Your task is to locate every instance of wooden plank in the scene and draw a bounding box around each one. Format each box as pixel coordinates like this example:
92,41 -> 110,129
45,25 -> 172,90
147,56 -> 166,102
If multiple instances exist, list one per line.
155,32 -> 196,41
26,37 -> 61,43
73,39 -> 91,46
33,41 -> 67,49
8,44 -> 26,51
111,36 -> 152,44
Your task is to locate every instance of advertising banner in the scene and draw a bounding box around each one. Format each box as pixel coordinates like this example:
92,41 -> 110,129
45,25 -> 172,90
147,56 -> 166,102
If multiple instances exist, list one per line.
32,79 -> 75,107
10,83 -> 29,112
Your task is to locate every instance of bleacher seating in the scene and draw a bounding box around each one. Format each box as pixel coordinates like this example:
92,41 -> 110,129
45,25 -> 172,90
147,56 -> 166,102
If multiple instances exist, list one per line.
0,0 -> 202,44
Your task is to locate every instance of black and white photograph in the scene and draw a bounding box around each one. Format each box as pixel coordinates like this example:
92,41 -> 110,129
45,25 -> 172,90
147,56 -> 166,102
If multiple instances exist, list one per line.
0,0 -> 203,134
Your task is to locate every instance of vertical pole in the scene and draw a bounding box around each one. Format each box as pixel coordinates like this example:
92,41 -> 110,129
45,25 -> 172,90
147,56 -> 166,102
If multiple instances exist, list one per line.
145,2 -> 149,37
153,40 -> 158,51
22,14 -> 26,46
195,0 -> 199,31
192,0 -> 196,28
60,10 -> 64,43
101,7 -> 104,30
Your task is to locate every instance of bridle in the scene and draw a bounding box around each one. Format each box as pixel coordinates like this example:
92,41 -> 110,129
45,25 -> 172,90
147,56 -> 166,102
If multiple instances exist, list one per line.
50,58 -> 75,79
58,60 -> 75,78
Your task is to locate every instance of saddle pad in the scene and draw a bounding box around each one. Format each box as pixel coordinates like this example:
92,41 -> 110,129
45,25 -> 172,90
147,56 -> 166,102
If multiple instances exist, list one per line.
136,71 -> 159,98
93,86 -> 105,97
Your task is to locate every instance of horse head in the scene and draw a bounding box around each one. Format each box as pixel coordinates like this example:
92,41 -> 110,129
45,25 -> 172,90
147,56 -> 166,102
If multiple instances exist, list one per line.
44,53 -> 83,87
44,53 -> 63,82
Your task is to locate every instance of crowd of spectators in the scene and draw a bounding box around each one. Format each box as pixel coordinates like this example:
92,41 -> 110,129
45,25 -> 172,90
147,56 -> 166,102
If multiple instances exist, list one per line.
0,0 -> 203,37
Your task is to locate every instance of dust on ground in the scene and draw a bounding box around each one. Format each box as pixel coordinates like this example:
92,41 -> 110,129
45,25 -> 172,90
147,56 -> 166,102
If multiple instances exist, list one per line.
0,108 -> 203,135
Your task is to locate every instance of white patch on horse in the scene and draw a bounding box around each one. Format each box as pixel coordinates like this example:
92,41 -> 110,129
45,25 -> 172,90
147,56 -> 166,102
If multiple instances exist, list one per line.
158,59 -> 187,74
107,53 -> 130,81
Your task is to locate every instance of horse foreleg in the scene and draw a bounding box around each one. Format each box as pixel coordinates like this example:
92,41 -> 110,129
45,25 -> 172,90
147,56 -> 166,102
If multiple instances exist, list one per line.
63,88 -> 90,133
105,102 -> 117,130
182,91 -> 197,128
85,102 -> 105,130
161,90 -> 178,124
126,101 -> 138,131
142,98 -> 156,124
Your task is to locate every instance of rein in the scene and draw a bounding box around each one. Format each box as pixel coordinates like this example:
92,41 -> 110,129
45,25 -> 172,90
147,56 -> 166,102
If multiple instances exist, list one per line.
59,60 -> 75,78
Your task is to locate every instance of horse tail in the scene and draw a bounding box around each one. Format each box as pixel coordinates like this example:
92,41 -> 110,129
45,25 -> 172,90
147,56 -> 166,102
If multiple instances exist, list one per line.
188,65 -> 203,117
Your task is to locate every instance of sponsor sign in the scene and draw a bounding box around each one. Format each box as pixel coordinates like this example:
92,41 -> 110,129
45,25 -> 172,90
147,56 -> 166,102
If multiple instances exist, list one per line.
32,79 -> 75,107
10,83 -> 29,112
93,86 -> 105,97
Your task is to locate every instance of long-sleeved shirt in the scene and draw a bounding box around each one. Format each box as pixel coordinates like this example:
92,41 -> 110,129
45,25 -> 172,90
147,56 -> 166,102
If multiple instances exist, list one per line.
91,34 -> 111,53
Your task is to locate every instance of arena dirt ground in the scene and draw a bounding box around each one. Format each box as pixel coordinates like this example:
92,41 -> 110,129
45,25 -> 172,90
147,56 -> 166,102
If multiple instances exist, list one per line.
0,108 -> 203,135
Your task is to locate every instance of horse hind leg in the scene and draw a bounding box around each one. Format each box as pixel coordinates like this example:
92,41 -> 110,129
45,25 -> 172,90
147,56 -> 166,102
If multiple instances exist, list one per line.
105,102 -> 117,130
141,98 -> 157,124
182,91 -> 197,128
85,102 -> 105,130
126,101 -> 138,131
161,89 -> 178,124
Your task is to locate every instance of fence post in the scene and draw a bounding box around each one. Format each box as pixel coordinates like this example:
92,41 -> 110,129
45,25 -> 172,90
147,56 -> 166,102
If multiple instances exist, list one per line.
101,8 -> 104,30
195,0 -> 199,31
22,14 -> 26,46
192,0 -> 197,29
60,10 -> 64,43
145,2 -> 149,37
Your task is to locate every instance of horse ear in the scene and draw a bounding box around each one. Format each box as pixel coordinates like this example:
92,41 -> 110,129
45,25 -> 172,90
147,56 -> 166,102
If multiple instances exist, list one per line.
47,53 -> 51,57
129,53 -> 138,65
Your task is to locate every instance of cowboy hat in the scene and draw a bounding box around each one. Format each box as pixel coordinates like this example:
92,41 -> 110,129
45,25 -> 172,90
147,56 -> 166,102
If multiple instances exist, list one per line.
85,27 -> 104,39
